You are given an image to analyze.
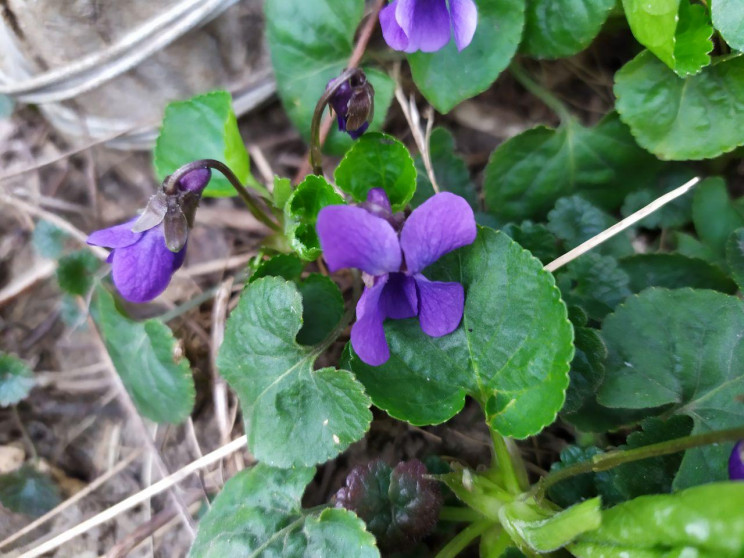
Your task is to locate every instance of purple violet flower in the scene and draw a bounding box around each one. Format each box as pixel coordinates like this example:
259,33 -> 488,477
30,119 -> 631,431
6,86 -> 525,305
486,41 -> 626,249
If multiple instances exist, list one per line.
317,188 -> 476,365
327,71 -> 375,140
730,440 -> 744,480
87,168 -> 211,303
379,0 -> 478,53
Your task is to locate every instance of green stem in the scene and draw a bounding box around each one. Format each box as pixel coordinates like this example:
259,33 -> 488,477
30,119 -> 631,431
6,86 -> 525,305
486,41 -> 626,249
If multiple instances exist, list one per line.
509,62 -> 572,123
535,425 -> 744,500
165,159 -> 281,232
439,506 -> 485,523
435,520 -> 492,558
491,431 -> 528,494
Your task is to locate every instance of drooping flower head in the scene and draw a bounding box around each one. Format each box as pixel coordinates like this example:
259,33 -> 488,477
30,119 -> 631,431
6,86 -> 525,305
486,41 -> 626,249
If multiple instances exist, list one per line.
317,188 -> 476,365
379,0 -> 478,53
87,167 -> 211,303
731,440 -> 744,480
327,69 -> 375,139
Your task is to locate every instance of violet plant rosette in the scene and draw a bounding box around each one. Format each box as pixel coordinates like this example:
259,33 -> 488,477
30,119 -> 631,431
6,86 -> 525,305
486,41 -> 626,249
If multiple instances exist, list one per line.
317,188 -> 476,366
379,0 -> 478,53
87,168 -> 211,303
730,440 -> 744,480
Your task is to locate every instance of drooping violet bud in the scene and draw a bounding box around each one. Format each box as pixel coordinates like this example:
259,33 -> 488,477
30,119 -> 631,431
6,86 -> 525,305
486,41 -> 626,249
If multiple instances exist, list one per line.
327,69 -> 374,139
380,0 -> 478,53
87,165 -> 212,303
334,458 -> 442,551
730,441 -> 744,480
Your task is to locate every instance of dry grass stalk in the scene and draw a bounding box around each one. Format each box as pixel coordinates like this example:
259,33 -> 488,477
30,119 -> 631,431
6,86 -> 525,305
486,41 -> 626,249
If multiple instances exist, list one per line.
19,435 -> 248,558
544,176 -> 701,272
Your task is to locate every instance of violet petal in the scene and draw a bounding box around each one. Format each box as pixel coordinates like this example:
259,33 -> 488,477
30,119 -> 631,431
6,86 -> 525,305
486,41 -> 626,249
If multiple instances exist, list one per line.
396,0 -> 452,53
110,226 -> 183,303
317,205 -> 402,276
381,272 -> 418,319
730,440 -> 744,480
87,219 -> 141,249
361,188 -> 394,221
351,276 -> 391,366
415,274 -> 464,337
347,121 -> 369,140
178,167 -> 211,193
449,0 -> 478,51
380,0 -> 410,51
400,192 -> 476,274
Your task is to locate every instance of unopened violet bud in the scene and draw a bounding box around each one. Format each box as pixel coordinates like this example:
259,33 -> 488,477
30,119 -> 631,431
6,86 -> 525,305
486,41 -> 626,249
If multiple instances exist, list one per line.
730,441 -> 744,480
327,69 -> 374,139
333,458 -> 442,551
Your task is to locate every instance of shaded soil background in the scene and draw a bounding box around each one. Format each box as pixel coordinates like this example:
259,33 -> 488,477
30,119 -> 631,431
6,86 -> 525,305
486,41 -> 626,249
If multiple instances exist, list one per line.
0,6 -> 704,556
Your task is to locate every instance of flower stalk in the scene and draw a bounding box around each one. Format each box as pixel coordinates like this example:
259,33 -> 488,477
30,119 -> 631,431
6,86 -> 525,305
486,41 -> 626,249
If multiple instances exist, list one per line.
164,159 -> 280,232
509,62 -> 572,123
534,425 -> 744,500
491,431 -> 529,494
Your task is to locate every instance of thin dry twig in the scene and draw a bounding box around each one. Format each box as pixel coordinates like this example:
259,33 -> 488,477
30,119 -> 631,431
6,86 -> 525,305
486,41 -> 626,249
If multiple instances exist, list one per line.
105,491 -> 204,558
544,176 -> 701,272
180,253 -> 253,278
393,82 -> 440,193
0,450 -> 143,551
19,435 -> 248,558
0,259 -> 56,307
0,193 -> 108,259
85,315 -> 197,539
247,143 -> 275,186
211,277 -> 234,453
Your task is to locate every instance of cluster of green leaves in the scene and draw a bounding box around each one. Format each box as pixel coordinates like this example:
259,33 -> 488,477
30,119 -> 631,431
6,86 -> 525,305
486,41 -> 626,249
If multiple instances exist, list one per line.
84,0 -> 744,555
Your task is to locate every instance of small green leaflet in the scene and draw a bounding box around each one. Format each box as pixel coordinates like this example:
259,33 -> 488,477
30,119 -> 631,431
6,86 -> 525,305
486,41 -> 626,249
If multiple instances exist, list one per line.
349,228 -> 574,439
217,277 -> 372,467
407,0 -> 525,113
0,353 -> 35,407
692,177 -> 744,258
557,253 -> 632,321
32,220 -> 66,259
0,465 -> 61,517
56,250 -> 99,296
712,0 -> 744,52
521,0 -> 616,59
621,0 -> 713,76
283,175 -> 344,261
547,195 -> 633,259
95,287 -> 195,424
334,132 -> 417,211
154,91 -> 251,198
189,464 -> 379,557
615,53 -> 744,160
